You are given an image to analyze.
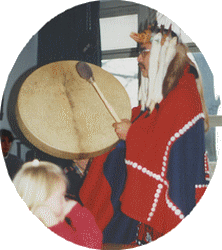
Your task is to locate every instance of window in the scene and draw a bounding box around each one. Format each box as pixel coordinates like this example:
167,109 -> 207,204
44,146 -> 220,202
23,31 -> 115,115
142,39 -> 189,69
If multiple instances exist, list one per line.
100,15 -> 138,51
100,14 -> 139,107
102,58 -> 139,108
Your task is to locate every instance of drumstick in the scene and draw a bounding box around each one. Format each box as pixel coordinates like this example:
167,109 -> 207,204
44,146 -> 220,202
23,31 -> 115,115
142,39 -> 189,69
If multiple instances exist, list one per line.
76,61 -> 121,123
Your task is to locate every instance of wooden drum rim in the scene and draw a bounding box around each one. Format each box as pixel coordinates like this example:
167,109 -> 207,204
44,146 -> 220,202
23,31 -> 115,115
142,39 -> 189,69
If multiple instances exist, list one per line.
16,60 -> 131,159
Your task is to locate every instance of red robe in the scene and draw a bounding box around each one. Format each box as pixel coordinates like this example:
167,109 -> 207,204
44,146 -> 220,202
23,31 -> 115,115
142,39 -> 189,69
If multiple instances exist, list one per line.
120,65 -> 209,234
79,64 -> 209,242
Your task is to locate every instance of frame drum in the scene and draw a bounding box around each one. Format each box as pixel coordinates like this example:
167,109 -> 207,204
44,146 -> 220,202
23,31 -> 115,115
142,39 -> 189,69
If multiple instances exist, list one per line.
16,61 -> 132,159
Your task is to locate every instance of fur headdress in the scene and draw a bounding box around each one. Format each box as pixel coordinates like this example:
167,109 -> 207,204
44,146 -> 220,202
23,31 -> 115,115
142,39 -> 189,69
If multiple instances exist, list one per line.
131,24 -> 178,113
130,20 -> 209,131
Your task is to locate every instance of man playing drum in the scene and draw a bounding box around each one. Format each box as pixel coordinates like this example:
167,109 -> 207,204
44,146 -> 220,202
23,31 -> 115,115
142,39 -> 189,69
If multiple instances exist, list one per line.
79,21 -> 210,247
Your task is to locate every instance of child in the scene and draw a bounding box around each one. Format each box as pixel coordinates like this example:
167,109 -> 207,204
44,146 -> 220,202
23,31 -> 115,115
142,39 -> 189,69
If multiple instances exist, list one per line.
13,159 -> 103,249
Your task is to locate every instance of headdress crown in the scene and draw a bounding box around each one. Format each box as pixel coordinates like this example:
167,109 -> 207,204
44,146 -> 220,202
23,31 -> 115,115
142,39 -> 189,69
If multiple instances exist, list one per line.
131,22 -> 177,113
130,22 -> 173,46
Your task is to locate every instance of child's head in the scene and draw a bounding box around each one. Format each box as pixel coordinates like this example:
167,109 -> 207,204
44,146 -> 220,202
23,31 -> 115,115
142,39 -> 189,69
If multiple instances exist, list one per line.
13,160 -> 68,219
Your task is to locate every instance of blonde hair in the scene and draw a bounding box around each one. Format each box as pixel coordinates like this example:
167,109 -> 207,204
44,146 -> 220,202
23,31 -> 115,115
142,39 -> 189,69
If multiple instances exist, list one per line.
13,160 -> 68,216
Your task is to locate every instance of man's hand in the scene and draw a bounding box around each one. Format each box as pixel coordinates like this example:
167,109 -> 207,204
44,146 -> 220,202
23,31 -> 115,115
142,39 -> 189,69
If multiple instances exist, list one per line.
112,119 -> 132,140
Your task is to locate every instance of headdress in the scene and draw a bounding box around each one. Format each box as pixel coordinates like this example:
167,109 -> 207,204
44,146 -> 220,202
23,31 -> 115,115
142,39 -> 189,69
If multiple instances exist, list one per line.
130,21 -> 178,113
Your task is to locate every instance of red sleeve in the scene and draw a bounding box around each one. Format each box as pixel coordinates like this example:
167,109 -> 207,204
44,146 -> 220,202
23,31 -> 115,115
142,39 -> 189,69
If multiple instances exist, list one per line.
79,151 -> 114,231
131,105 -> 141,122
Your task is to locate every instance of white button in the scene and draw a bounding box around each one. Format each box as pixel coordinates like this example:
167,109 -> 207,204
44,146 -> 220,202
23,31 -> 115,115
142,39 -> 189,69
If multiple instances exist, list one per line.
179,214 -> 184,220
138,165 -> 142,170
172,206 -> 176,211
154,193 -> 159,198
171,136 -> 175,141
185,124 -> 189,130
168,202 -> 172,208
142,167 -> 147,173
179,129 -> 183,135
153,203 -> 157,208
175,209 -> 181,215
133,162 -> 137,168
158,184 -> 163,189
175,132 -> 180,138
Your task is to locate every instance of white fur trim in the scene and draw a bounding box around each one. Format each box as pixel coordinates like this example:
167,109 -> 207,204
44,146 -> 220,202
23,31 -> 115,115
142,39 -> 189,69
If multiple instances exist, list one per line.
138,74 -> 149,111
146,33 -> 162,109
140,33 -> 177,113
152,37 -> 170,104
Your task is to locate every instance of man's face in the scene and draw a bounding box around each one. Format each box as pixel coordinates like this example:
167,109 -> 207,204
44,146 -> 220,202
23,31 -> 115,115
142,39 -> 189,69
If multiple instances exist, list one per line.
137,42 -> 152,78
1,135 -> 12,156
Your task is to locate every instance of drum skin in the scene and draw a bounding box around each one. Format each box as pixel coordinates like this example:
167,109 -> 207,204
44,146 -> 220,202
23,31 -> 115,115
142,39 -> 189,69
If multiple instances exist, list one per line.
16,61 -> 132,159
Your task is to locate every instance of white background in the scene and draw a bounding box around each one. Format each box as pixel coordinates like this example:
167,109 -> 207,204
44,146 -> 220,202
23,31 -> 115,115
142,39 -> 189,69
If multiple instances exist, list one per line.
0,1 -> 221,250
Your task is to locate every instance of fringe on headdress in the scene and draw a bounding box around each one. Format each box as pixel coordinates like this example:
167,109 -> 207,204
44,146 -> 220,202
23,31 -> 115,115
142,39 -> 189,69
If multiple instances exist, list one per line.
131,23 -> 209,131
134,25 -> 177,113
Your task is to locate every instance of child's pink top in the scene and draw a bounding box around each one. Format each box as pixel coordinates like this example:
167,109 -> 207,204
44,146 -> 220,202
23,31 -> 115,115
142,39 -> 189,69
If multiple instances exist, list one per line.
49,203 -> 102,249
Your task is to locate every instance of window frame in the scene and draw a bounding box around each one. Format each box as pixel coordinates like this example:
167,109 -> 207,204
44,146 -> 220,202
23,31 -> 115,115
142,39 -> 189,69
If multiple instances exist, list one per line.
99,0 -> 222,130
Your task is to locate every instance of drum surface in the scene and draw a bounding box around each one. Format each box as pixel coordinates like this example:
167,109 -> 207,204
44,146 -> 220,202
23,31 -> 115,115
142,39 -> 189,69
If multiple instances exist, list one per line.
16,61 -> 131,159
